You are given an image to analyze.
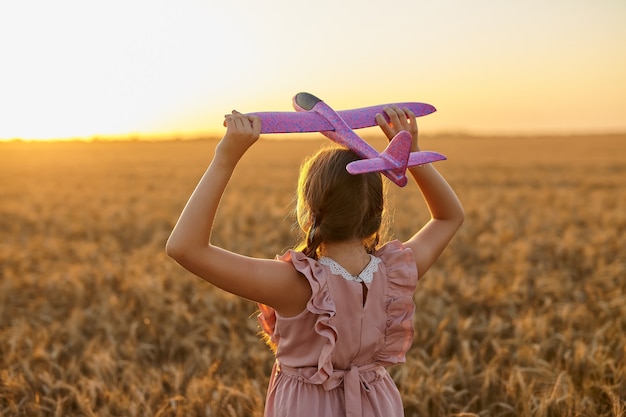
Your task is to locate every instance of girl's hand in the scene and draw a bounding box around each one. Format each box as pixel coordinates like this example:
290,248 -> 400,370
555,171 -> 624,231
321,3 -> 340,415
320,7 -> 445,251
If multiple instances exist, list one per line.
375,106 -> 420,152
216,110 -> 262,165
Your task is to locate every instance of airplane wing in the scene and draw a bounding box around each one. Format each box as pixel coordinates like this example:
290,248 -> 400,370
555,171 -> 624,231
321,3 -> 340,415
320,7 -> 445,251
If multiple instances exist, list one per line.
347,151 -> 448,175
407,151 -> 447,167
339,103 -> 436,130
248,102 -> 436,134
248,111 -> 333,133
346,157 -> 392,175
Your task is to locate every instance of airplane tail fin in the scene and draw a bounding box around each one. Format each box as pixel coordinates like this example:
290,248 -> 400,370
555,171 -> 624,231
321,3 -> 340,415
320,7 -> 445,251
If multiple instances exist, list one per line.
383,131 -> 413,168
346,131 -> 447,187
346,131 -> 412,186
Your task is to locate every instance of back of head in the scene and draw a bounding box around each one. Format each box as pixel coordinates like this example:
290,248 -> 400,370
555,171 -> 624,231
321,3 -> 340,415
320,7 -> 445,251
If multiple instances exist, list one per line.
296,147 -> 386,259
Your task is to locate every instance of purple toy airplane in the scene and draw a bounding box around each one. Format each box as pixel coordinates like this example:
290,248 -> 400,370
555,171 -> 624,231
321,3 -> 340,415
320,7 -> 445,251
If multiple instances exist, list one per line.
248,92 -> 446,187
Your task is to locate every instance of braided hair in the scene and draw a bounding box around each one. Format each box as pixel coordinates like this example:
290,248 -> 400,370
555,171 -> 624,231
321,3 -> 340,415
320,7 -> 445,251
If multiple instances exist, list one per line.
296,147 -> 387,259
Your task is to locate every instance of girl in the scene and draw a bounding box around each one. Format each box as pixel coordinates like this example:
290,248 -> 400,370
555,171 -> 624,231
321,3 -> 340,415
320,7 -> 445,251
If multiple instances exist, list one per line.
166,106 -> 464,416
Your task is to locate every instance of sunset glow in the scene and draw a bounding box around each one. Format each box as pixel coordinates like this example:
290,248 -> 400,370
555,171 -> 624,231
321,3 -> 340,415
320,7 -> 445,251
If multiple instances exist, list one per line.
1,0 -> 625,140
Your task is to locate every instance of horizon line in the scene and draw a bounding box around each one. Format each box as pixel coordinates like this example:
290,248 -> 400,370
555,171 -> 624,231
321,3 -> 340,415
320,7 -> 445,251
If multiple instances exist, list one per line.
2,128 -> 626,143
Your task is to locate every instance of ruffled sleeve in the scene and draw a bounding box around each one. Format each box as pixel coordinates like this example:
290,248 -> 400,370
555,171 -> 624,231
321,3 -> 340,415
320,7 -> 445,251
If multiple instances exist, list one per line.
374,240 -> 419,365
257,250 -> 339,383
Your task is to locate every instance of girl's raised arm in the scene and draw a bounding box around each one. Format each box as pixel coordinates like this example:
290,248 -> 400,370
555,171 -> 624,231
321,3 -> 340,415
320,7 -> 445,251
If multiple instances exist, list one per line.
376,107 -> 464,278
166,111 -> 311,316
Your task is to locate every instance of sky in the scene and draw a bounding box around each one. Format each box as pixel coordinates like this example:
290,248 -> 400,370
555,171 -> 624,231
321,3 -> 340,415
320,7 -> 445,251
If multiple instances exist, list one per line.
1,0 -> 625,140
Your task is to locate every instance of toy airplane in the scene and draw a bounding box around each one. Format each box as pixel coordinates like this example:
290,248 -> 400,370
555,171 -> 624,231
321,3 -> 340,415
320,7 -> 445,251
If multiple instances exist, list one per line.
247,92 -> 446,187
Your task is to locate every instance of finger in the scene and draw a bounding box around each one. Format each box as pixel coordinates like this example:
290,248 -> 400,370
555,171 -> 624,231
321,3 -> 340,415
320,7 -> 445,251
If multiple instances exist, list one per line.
376,112 -> 394,140
391,106 -> 410,129
229,110 -> 250,131
234,117 -> 249,132
224,111 -> 240,126
224,114 -> 234,127
385,107 -> 402,130
226,116 -> 243,132
404,107 -> 418,134
249,115 -> 262,136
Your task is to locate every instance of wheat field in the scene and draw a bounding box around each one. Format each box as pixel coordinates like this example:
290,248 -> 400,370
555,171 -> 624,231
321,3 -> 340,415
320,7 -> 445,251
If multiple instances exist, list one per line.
1,133 -> 624,416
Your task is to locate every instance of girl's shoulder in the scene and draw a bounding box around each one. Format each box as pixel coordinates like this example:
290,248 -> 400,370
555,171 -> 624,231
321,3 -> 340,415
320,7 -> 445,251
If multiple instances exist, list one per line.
375,240 -> 418,278
276,250 -> 331,301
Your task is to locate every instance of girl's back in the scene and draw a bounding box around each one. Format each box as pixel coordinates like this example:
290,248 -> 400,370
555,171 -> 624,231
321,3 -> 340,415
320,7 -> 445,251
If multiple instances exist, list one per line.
259,241 -> 417,417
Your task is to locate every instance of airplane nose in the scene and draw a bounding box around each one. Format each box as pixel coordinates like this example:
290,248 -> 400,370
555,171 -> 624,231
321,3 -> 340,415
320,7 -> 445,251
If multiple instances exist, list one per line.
294,92 -> 322,111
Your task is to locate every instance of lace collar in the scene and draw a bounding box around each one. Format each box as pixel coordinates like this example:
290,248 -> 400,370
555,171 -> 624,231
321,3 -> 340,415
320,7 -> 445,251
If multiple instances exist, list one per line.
318,255 -> 381,283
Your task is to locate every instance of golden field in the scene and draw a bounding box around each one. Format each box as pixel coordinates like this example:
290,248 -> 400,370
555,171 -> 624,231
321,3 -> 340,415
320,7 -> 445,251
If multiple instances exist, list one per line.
0,133 -> 624,416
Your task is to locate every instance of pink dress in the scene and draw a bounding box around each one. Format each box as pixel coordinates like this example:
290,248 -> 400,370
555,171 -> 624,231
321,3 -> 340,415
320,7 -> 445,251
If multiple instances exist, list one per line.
258,240 -> 418,417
